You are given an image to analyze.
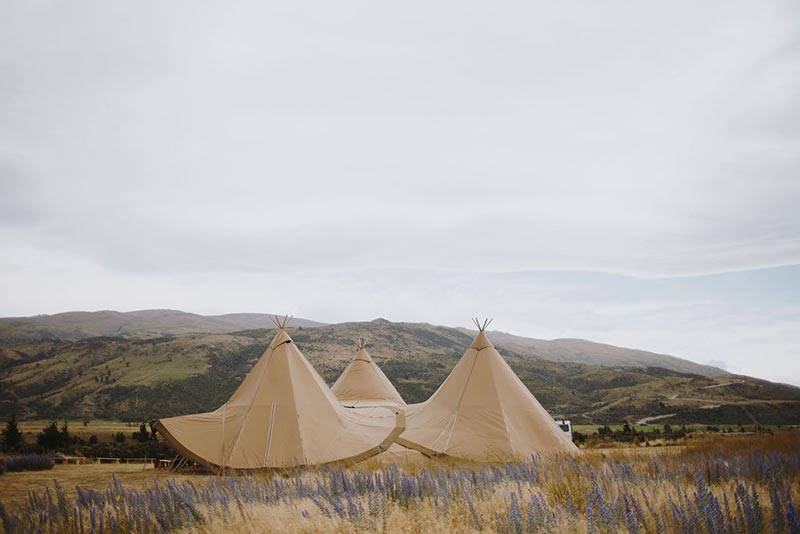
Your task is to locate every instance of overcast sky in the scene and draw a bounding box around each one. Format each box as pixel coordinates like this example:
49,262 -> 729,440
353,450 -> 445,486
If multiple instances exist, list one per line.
1,1 -> 798,385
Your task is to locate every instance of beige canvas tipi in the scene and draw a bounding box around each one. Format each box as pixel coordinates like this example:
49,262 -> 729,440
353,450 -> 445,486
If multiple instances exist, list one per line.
397,319 -> 578,460
332,338 -> 406,407
154,316 -> 403,470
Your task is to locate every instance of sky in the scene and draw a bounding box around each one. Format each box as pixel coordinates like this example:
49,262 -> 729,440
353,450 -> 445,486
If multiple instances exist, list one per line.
1,1 -> 798,385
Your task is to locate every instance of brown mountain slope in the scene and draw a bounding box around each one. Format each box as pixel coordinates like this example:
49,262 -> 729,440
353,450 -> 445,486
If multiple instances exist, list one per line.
1,311 -> 725,378
0,310 -> 325,344
475,330 -> 727,377
1,320 -> 797,426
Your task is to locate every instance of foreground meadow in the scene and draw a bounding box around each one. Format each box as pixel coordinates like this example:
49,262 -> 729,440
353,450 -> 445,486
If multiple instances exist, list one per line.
1,432 -> 799,533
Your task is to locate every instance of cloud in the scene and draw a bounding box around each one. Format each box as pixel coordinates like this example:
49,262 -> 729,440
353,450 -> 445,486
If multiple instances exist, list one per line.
0,159 -> 43,227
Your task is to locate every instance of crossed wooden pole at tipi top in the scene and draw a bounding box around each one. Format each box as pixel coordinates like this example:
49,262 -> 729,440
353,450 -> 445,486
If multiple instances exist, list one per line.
271,314 -> 293,329
354,337 -> 368,349
472,317 -> 493,331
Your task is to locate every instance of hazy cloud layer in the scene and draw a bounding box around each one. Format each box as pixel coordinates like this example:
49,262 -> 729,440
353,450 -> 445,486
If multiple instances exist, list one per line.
1,2 -> 798,384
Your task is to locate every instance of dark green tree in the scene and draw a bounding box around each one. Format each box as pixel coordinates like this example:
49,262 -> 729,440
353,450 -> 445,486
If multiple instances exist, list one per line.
36,421 -> 62,450
1,415 -> 24,452
622,421 -> 632,434
60,422 -> 72,448
132,422 -> 150,442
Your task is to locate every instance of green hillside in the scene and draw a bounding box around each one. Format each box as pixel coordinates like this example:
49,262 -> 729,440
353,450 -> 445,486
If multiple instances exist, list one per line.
0,309 -> 726,377
1,320 -> 798,426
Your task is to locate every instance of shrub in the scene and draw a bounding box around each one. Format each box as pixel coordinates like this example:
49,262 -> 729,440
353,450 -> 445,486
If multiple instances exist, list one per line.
132,423 -> 150,442
36,421 -> 72,451
1,415 -> 25,452
4,454 -> 54,472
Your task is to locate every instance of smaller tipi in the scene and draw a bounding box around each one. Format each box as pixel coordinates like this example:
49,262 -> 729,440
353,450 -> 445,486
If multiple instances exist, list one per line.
397,319 -> 578,460
332,337 -> 406,408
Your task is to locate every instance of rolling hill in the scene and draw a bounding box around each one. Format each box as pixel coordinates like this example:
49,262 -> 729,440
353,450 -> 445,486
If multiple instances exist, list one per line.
1,314 -> 798,426
456,328 -> 727,377
1,310 -> 723,377
0,309 -> 326,345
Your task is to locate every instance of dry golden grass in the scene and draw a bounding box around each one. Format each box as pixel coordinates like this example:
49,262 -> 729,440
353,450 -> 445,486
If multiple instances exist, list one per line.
679,429 -> 800,455
187,491 -> 578,534
2,431 -> 798,533
0,463 -> 188,509
176,432 -> 800,533
17,420 -> 136,443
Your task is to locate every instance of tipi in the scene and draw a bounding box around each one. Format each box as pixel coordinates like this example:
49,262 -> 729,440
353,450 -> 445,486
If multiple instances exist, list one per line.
397,318 -> 578,459
332,337 -> 406,408
154,316 -> 403,470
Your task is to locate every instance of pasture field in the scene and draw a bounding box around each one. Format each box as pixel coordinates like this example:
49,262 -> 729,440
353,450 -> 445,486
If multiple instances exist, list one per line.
571,423 -> 797,434
16,420 -> 136,443
1,431 -> 799,533
0,464 -> 190,509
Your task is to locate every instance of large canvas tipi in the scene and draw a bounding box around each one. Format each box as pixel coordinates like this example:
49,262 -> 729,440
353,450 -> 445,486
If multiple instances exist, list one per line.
397,319 -> 578,460
154,317 -> 403,470
332,338 -> 406,408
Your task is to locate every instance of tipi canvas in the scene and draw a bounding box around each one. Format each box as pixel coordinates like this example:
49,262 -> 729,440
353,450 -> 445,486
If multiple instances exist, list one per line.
397,319 -> 578,460
332,338 -> 406,408
155,317 -> 403,470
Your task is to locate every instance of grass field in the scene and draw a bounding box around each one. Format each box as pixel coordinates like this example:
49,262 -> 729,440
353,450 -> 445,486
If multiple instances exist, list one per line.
1,431 -> 799,533
0,463 -> 188,509
16,420 -> 136,443
571,423 -> 797,434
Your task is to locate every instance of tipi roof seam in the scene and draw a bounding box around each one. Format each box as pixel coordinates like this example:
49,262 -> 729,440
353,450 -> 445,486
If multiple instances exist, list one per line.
223,342 -> 279,467
441,412 -> 459,452
488,349 -> 515,456
453,348 -> 481,413
285,345 -> 307,465
263,401 -> 276,466
425,346 -> 481,451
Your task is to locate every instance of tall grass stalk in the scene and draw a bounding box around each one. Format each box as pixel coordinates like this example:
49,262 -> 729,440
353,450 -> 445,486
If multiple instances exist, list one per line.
0,432 -> 798,533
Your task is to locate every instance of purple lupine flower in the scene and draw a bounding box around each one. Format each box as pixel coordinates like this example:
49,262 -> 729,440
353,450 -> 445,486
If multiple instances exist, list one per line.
329,497 -> 346,519
0,500 -> 16,534
585,504 -> 598,534
785,499 -> 800,534
506,492 -> 523,534
464,490 -> 482,530
622,493 -> 639,534
308,494 -> 332,518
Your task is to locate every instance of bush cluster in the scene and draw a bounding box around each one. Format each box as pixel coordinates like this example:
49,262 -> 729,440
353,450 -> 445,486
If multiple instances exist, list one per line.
2,454 -> 54,472
0,417 -> 175,464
